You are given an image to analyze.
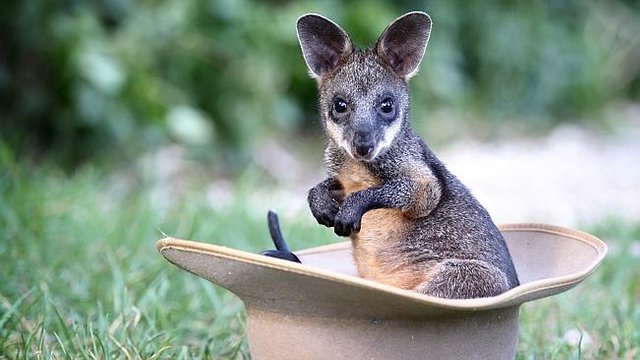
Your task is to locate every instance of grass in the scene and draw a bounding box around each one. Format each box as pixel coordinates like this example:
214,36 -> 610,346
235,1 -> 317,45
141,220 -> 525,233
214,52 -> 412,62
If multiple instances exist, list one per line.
516,218 -> 640,359
1,152 -> 639,359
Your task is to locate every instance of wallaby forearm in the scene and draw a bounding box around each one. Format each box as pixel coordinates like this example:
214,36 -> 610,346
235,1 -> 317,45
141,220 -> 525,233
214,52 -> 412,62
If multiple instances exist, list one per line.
343,177 -> 441,218
332,177 -> 441,236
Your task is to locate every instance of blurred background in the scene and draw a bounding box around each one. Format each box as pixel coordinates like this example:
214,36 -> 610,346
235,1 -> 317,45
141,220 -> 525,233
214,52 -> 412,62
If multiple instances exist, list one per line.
2,0 -> 638,164
2,0 -> 639,222
1,0 -> 639,358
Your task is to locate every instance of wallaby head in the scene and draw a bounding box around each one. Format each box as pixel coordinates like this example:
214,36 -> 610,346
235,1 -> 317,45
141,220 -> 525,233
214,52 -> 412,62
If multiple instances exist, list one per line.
296,12 -> 431,161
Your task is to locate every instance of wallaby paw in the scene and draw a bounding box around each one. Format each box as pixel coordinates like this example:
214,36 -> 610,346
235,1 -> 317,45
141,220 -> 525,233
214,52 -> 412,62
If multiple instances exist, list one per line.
308,187 -> 339,228
311,202 -> 339,228
333,207 -> 362,237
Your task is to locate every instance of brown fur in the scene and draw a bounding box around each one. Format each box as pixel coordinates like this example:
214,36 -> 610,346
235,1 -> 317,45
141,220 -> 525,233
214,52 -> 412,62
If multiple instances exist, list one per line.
335,159 -> 380,194
336,160 -> 438,289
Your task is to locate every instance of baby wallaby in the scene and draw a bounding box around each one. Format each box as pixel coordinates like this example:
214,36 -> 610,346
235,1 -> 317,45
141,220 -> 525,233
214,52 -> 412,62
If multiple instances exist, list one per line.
297,12 -> 519,299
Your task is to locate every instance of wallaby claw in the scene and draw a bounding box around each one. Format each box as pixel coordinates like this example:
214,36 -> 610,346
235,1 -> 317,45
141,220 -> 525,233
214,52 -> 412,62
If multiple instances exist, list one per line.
316,209 -> 337,227
333,208 -> 362,237
309,200 -> 338,227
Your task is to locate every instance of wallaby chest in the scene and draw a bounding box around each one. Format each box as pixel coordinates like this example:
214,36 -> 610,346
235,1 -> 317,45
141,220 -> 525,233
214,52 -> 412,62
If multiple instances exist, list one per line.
335,159 -> 380,195
335,160 -> 419,287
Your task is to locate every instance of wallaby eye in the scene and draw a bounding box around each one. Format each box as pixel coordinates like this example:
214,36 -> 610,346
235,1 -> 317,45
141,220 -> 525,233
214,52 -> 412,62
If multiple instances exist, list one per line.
380,100 -> 393,113
378,98 -> 395,118
333,98 -> 348,114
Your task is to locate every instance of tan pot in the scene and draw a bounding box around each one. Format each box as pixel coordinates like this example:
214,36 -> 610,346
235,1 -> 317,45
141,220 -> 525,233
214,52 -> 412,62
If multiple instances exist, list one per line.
158,223 -> 606,360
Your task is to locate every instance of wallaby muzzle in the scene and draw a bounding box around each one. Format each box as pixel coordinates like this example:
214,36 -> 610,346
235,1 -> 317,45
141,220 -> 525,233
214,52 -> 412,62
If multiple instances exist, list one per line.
352,127 -> 376,160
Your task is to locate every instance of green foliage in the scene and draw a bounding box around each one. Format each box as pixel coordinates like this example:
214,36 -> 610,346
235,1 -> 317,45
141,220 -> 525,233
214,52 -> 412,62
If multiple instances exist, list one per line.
1,0 -> 639,167
0,146 -> 330,357
0,157 -> 227,357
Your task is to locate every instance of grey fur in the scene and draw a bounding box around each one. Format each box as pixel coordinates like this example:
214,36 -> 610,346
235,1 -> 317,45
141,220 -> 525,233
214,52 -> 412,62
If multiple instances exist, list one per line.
298,12 -> 519,299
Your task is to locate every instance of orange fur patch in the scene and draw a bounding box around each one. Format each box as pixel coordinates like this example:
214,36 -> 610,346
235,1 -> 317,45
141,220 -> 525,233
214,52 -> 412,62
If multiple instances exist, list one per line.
336,160 -> 414,287
335,159 -> 442,289
336,160 -> 380,195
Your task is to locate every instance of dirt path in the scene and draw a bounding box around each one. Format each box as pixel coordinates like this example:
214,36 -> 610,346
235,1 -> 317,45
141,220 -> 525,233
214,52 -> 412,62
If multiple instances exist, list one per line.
441,124 -> 640,226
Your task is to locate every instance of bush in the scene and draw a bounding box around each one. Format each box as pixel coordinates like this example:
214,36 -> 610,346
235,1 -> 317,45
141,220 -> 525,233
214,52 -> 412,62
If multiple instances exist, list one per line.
1,0 -> 638,168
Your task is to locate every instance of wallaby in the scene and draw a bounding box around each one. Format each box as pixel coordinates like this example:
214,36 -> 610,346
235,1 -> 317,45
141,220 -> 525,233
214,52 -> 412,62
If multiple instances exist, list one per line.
297,12 -> 519,299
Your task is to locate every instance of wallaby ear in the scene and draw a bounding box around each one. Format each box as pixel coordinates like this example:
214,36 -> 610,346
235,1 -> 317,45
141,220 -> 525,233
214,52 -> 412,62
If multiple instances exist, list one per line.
375,12 -> 432,79
296,14 -> 353,78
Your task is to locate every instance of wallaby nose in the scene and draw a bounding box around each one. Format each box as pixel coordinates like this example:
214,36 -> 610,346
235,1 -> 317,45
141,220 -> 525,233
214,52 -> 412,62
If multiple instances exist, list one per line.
353,130 -> 374,158
354,143 -> 374,158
